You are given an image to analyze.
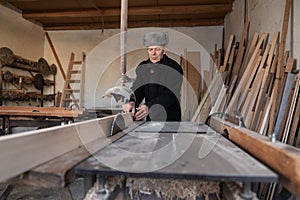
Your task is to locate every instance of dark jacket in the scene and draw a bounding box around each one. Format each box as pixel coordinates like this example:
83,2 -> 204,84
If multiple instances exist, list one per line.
131,54 -> 183,121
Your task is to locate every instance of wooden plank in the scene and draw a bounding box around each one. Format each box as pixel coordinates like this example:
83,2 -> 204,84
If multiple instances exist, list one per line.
226,33 -> 267,114
232,21 -> 249,75
237,32 -> 259,82
209,117 -> 300,197
251,33 -> 279,131
219,34 -> 235,73
23,4 -> 233,18
269,0 -> 291,136
242,66 -> 264,128
0,106 -> 83,117
226,46 -> 261,114
191,73 -> 223,122
229,21 -> 249,87
45,32 -> 66,80
287,74 -> 300,145
186,51 -> 201,119
225,43 -> 237,86
275,58 -> 295,142
43,18 -> 225,31
180,54 -> 187,120
0,113 -> 131,182
9,120 -> 140,188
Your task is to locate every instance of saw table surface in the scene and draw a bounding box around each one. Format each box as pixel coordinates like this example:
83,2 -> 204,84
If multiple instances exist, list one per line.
75,121 -> 277,182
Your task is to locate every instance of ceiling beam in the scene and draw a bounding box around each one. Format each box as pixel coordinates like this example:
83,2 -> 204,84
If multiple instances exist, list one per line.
43,18 -> 224,31
0,0 -> 39,2
23,4 -> 232,19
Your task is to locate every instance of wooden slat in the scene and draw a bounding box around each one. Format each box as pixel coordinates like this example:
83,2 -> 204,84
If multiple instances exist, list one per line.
45,32 -> 66,80
237,32 -> 259,82
43,18 -> 225,31
268,0 -> 291,136
287,73 -> 300,145
251,33 -> 279,131
22,4 -> 232,19
9,120 -> 140,188
191,73 -> 223,122
0,106 -> 83,117
209,117 -> 300,197
0,114 -> 132,182
226,32 -> 267,114
231,21 -> 249,78
219,34 -> 234,73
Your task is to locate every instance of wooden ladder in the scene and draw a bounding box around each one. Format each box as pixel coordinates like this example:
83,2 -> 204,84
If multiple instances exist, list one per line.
60,52 -> 86,108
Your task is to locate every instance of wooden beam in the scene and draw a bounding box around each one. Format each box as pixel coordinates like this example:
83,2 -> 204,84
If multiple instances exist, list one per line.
45,32 -> 66,80
269,0 -> 291,136
0,0 -> 39,2
22,4 -> 232,19
209,117 -> 300,197
0,113 -> 132,183
8,121 -> 141,188
43,18 -> 224,31
0,106 -> 83,117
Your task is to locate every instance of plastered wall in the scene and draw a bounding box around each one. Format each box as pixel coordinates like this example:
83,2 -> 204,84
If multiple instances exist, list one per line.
224,0 -> 299,69
0,5 -> 44,60
0,4 -> 47,106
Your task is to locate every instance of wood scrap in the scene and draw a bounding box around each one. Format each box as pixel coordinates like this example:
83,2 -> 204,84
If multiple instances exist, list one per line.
272,58 -> 295,140
268,0 -> 291,137
209,117 -> 300,197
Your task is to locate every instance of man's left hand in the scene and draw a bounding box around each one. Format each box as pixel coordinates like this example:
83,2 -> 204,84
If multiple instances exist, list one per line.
135,104 -> 149,121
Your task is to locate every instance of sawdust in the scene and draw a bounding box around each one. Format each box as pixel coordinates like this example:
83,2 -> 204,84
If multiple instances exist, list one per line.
85,176 -> 221,200
127,177 -> 220,200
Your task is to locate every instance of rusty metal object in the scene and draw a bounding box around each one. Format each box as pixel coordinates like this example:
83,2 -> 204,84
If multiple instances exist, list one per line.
0,46 -> 56,75
3,71 -> 13,82
3,71 -> 54,88
0,47 -> 14,65
37,58 -> 50,75
1,90 -> 55,101
14,55 -> 36,67
33,74 -> 44,90
49,64 -> 57,75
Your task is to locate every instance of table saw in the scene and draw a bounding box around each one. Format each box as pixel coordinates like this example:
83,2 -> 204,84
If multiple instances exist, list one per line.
75,115 -> 277,199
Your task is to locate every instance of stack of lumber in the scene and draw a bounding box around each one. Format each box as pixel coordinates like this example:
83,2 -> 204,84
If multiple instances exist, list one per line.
193,20 -> 299,147
193,0 -> 300,197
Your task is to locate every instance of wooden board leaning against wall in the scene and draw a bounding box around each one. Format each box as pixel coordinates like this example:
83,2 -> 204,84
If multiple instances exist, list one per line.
191,0 -> 300,197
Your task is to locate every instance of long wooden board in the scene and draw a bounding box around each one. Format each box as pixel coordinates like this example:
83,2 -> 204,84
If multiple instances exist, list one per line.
8,119 -> 140,188
209,117 -> 300,197
0,106 -> 84,117
0,113 -> 132,183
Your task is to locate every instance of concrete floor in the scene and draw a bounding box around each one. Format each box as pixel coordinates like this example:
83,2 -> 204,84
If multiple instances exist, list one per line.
0,178 -> 85,200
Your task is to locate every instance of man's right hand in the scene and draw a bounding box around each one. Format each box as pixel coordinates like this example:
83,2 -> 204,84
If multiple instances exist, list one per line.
122,101 -> 136,116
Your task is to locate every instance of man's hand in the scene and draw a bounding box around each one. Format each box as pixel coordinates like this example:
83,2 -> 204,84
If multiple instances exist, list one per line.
122,101 -> 135,116
135,104 -> 149,121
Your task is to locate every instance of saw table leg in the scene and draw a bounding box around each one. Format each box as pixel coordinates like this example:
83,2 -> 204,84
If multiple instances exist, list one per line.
240,182 -> 254,199
4,116 -> 10,135
83,175 -> 95,196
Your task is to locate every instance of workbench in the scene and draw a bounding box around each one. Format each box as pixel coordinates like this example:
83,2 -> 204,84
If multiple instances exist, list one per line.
0,106 -> 84,134
75,121 -> 277,199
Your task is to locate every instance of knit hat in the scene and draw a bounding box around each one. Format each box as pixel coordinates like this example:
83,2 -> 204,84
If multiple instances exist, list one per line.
142,31 -> 168,47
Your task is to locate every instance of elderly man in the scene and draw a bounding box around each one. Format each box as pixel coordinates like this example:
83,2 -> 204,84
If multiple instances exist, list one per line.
123,31 -> 183,121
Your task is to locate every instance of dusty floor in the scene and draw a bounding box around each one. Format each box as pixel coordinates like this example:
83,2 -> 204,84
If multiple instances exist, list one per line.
0,178 -> 85,200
